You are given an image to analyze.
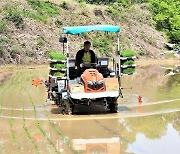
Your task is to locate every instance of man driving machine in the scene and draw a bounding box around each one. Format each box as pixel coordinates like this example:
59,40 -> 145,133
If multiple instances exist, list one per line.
75,41 -> 96,76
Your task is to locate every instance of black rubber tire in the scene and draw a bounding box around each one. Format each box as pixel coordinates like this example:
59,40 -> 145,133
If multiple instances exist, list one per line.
109,100 -> 118,113
62,100 -> 73,115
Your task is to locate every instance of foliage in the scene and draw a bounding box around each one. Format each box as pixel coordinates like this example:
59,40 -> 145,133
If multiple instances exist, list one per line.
49,52 -> 66,60
123,60 -> 134,65
121,49 -> 135,57
138,50 -> 145,55
0,46 -> 4,57
123,67 -> 135,74
60,1 -> 69,10
149,0 -> 180,43
0,21 -> 6,33
5,8 -> 24,28
10,46 -> 19,57
105,4 -> 120,20
147,36 -> 156,45
52,63 -> 66,69
37,37 -> 45,47
26,0 -> 60,23
92,33 -> 113,56
165,52 -> 175,58
55,19 -> 63,28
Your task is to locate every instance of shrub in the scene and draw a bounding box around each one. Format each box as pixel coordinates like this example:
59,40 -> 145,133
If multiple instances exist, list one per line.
121,49 -> 135,57
147,36 -> 156,46
149,0 -> 180,43
55,19 -> 63,28
138,50 -> 145,56
92,34 -> 113,56
0,21 -> 6,33
10,46 -> 19,57
49,52 -> 66,60
5,8 -> 24,28
60,1 -> 69,10
37,38 -> 45,47
0,46 -> 4,57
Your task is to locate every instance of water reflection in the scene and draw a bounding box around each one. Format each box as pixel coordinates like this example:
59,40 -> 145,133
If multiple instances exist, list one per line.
49,119 -> 121,154
72,137 -> 120,154
122,112 -> 180,153
127,123 -> 180,154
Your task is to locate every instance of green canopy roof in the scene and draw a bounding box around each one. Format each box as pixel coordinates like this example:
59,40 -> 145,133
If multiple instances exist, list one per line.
63,25 -> 120,35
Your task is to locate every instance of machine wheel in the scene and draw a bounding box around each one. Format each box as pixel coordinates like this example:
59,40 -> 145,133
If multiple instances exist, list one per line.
109,100 -> 118,113
62,100 -> 73,115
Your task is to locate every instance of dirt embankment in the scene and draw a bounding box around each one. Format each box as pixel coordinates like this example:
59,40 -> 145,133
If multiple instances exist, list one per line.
0,0 -> 169,65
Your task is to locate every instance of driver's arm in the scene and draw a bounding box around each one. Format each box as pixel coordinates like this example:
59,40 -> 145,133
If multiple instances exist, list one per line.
75,50 -> 83,67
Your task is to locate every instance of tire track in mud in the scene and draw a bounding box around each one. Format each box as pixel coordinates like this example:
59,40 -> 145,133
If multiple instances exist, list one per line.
119,98 -> 180,107
0,71 -> 18,115
36,69 -> 77,154
0,71 -> 17,153
28,70 -> 59,154
9,71 -> 25,153
0,71 -> 23,153
19,70 -> 40,153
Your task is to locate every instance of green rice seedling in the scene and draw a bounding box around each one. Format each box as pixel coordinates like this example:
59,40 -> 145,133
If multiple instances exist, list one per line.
8,71 -> 24,152
28,73 -> 58,153
53,72 -> 65,77
28,90 -> 56,153
52,63 -> 66,69
123,60 -> 134,65
49,52 -> 66,60
19,71 -> 39,153
36,70 -> 78,154
121,50 -> 135,57
0,71 -> 22,114
123,68 -> 135,74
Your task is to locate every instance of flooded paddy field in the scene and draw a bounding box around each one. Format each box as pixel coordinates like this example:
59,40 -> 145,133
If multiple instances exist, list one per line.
0,63 -> 180,154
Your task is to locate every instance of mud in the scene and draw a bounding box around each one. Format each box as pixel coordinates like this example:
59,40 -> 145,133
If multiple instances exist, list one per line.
0,64 -> 180,153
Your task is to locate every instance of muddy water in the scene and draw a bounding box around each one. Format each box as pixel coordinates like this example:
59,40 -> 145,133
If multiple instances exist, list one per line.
0,65 -> 179,154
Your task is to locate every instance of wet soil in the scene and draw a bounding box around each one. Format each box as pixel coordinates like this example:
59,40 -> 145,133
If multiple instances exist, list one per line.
0,62 -> 179,153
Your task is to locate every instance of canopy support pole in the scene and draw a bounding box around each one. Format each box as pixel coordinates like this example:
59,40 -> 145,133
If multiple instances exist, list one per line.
117,33 -> 123,98
117,33 -> 121,75
66,34 -> 69,86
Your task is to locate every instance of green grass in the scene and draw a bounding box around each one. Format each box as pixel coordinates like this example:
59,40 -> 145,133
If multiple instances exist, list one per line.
138,50 -> 145,56
92,33 -> 113,56
121,49 -> 135,57
26,0 -> 60,23
5,8 -> 24,28
49,52 -> 66,60
123,60 -> 134,65
0,21 -> 6,33
123,68 -> 135,74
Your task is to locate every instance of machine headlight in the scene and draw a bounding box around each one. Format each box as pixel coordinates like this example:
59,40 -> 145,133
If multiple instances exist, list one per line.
97,80 -> 103,84
87,80 -> 93,85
